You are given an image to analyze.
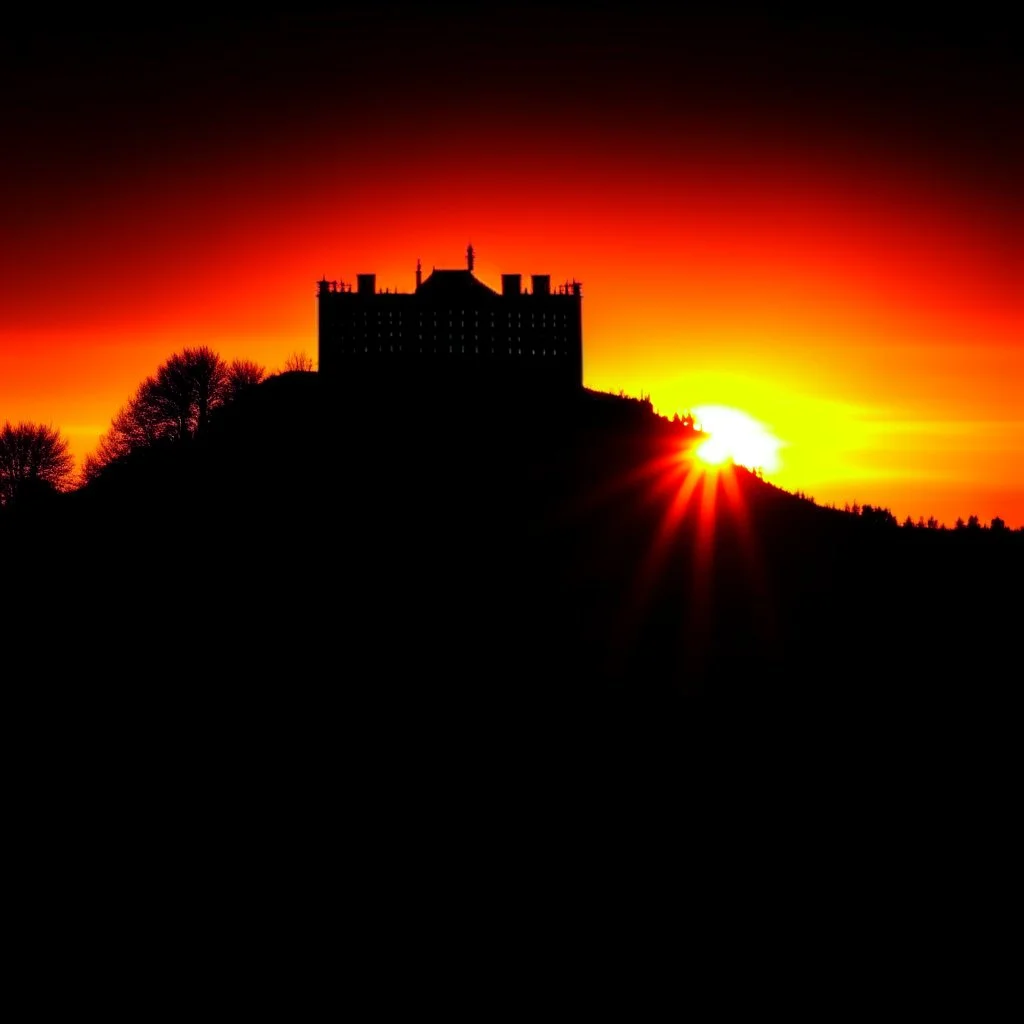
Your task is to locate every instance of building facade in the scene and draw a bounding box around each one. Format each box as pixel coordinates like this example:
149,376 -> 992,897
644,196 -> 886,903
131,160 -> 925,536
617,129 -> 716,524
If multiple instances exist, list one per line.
317,246 -> 583,398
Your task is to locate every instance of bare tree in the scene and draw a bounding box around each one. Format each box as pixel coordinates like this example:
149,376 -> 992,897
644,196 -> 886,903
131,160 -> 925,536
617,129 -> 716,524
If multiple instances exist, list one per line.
227,359 -> 266,398
83,345 -> 237,480
0,421 -> 75,506
283,351 -> 315,372
156,346 -> 230,440
81,378 -> 171,482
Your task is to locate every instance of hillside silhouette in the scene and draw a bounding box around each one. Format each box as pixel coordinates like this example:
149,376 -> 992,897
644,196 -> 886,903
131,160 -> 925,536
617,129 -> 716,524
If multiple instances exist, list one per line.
5,370 -> 1022,701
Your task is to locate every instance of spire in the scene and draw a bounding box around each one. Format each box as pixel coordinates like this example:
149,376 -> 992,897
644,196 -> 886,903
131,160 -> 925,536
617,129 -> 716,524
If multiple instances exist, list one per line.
467,243 -> 475,273
415,258 -> 422,289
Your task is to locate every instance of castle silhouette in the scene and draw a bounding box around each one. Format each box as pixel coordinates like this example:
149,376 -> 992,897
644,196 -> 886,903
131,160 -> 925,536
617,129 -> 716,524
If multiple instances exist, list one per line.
317,245 -> 583,399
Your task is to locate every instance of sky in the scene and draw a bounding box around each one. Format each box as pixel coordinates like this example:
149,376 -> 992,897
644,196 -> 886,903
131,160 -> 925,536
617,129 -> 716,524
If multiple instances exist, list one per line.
2,7 -> 1021,527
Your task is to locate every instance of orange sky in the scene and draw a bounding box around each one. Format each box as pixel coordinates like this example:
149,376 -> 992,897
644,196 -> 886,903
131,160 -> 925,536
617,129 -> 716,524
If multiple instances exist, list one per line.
2,10 -> 1021,527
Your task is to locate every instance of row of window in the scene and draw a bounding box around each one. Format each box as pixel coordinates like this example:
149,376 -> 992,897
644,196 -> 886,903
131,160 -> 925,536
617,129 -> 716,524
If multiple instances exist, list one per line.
330,332 -> 576,344
335,346 -> 570,356
340,314 -> 572,325
325,301 -> 577,315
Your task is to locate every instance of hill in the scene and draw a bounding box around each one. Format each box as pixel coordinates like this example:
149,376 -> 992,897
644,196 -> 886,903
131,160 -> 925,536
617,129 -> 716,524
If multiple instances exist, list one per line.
4,373 -> 1022,703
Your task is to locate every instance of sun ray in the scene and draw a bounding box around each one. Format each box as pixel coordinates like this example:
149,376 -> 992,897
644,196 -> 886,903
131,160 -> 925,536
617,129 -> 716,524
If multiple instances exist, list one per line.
603,409 -> 798,687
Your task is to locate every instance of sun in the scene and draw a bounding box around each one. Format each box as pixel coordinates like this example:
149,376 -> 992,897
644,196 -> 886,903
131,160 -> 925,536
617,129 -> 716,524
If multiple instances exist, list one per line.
693,405 -> 782,472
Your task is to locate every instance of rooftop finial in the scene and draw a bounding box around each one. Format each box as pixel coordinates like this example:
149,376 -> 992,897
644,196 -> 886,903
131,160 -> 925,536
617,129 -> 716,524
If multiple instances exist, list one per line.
416,258 -> 422,289
467,243 -> 475,273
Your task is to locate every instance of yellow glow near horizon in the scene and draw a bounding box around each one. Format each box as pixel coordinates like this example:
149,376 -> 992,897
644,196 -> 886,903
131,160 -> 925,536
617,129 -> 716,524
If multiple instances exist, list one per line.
694,405 -> 782,472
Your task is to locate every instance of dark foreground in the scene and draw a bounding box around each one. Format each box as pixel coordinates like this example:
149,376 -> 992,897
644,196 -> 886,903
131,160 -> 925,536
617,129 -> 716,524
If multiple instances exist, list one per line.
5,374 -> 1022,710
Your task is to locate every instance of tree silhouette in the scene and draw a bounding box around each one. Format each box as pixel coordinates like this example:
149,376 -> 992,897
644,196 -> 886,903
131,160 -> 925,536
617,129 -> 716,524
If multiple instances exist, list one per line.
226,359 -> 266,399
860,503 -> 897,527
83,346 -> 251,481
81,378 -> 168,482
0,421 -> 75,506
155,346 -> 230,441
283,351 -> 315,372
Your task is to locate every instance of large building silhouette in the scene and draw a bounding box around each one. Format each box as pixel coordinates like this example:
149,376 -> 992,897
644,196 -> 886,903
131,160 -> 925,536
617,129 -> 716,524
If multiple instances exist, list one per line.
317,246 -> 583,398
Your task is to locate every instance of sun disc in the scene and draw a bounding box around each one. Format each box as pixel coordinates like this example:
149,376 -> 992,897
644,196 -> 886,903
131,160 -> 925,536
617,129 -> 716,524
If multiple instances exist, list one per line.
693,405 -> 781,472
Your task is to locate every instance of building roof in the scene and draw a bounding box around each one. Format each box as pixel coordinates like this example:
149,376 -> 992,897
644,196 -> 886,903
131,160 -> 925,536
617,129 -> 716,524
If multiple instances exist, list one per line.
416,269 -> 499,299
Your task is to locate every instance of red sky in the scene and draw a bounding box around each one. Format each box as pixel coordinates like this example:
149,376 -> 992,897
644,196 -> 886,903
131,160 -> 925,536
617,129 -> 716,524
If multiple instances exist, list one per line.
2,8 -> 1021,527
